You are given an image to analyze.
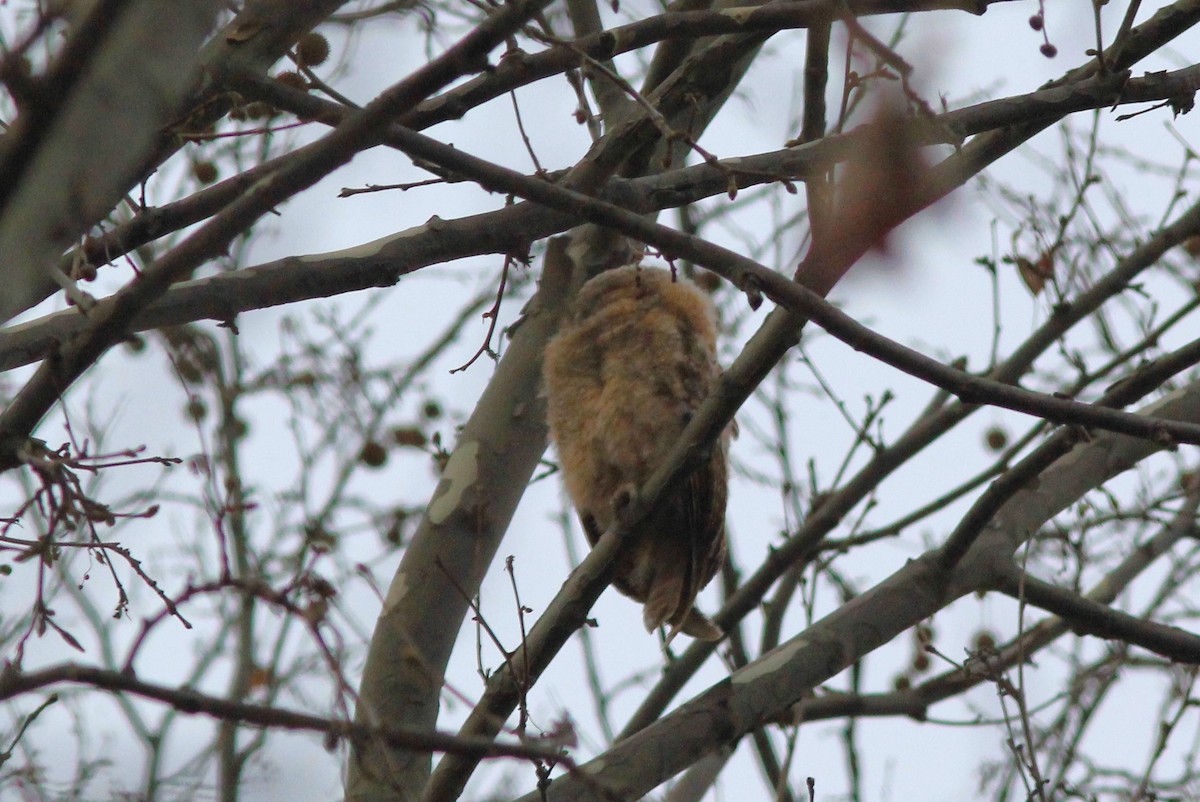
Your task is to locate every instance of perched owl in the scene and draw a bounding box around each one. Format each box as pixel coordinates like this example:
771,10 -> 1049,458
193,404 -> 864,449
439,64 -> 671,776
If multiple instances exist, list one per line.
543,264 -> 728,642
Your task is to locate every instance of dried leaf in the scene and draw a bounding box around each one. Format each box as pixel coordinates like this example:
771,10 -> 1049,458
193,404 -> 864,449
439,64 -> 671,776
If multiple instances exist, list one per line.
1015,252 -> 1054,296
247,666 -> 273,690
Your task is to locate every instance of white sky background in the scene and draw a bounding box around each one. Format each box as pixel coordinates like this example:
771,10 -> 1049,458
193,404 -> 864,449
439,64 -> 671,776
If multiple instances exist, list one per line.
3,1 -> 1200,800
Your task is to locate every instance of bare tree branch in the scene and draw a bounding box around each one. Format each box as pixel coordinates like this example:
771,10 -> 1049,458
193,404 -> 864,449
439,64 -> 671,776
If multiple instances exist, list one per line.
0,0 -> 223,324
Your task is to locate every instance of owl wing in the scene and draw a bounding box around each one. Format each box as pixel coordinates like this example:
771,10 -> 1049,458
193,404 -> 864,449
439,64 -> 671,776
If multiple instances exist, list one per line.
673,355 -> 729,631
638,440 -> 727,641
676,444 -> 728,639
688,442 -> 728,593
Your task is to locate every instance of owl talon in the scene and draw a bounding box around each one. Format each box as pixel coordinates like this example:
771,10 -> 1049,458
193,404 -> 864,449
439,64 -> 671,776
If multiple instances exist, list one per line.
610,483 -> 638,516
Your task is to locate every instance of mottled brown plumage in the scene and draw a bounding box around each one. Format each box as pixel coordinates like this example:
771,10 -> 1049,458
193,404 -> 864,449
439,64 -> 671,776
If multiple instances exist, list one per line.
543,265 -> 728,641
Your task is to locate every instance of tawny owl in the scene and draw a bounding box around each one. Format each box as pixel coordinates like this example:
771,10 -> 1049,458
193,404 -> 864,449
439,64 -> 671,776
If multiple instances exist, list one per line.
543,264 -> 728,642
